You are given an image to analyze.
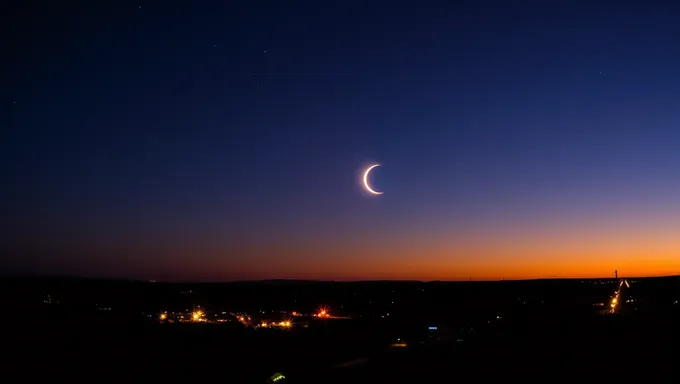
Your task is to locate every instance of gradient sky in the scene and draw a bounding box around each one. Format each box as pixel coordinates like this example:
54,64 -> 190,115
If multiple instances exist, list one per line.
2,1 -> 680,281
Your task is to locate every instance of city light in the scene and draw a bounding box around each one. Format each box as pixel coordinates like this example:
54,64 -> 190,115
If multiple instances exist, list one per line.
160,313 -> 167,320
316,307 -> 330,318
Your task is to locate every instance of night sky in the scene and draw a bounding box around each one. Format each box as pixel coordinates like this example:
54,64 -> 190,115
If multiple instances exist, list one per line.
3,1 -> 680,281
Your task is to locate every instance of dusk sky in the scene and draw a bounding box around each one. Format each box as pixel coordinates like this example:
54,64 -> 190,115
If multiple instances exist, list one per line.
3,1 -> 680,281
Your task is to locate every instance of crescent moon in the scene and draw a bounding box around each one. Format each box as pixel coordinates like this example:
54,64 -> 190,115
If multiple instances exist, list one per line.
363,164 -> 383,195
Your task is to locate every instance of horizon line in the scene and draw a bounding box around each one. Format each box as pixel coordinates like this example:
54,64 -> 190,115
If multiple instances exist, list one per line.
3,272 -> 679,284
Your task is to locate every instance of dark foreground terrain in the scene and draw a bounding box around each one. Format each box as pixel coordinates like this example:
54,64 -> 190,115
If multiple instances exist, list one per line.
4,276 -> 679,382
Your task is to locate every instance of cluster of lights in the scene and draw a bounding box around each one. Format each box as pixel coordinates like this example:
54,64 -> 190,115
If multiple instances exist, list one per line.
158,310 -> 206,322
259,320 -> 292,329
315,307 -> 330,318
157,307 -> 333,325
234,313 -> 253,324
609,280 -> 624,312
391,337 -> 407,348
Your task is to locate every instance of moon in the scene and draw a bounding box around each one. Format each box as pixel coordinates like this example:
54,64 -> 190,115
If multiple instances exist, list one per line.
363,164 -> 383,195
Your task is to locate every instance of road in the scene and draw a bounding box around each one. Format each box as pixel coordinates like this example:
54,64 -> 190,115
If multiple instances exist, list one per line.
608,279 -> 630,314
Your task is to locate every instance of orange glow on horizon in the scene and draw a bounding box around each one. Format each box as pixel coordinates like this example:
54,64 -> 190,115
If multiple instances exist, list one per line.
77,210 -> 680,281
213,221 -> 680,280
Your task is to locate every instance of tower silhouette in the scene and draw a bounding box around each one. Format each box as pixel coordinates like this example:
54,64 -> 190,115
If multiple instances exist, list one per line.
615,270 -> 618,280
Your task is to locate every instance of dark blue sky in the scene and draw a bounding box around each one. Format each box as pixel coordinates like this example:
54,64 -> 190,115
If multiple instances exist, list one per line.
3,1 -> 680,280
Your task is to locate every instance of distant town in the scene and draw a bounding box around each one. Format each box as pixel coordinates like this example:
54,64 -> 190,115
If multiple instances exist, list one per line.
9,275 -> 679,382
156,305 -> 345,327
